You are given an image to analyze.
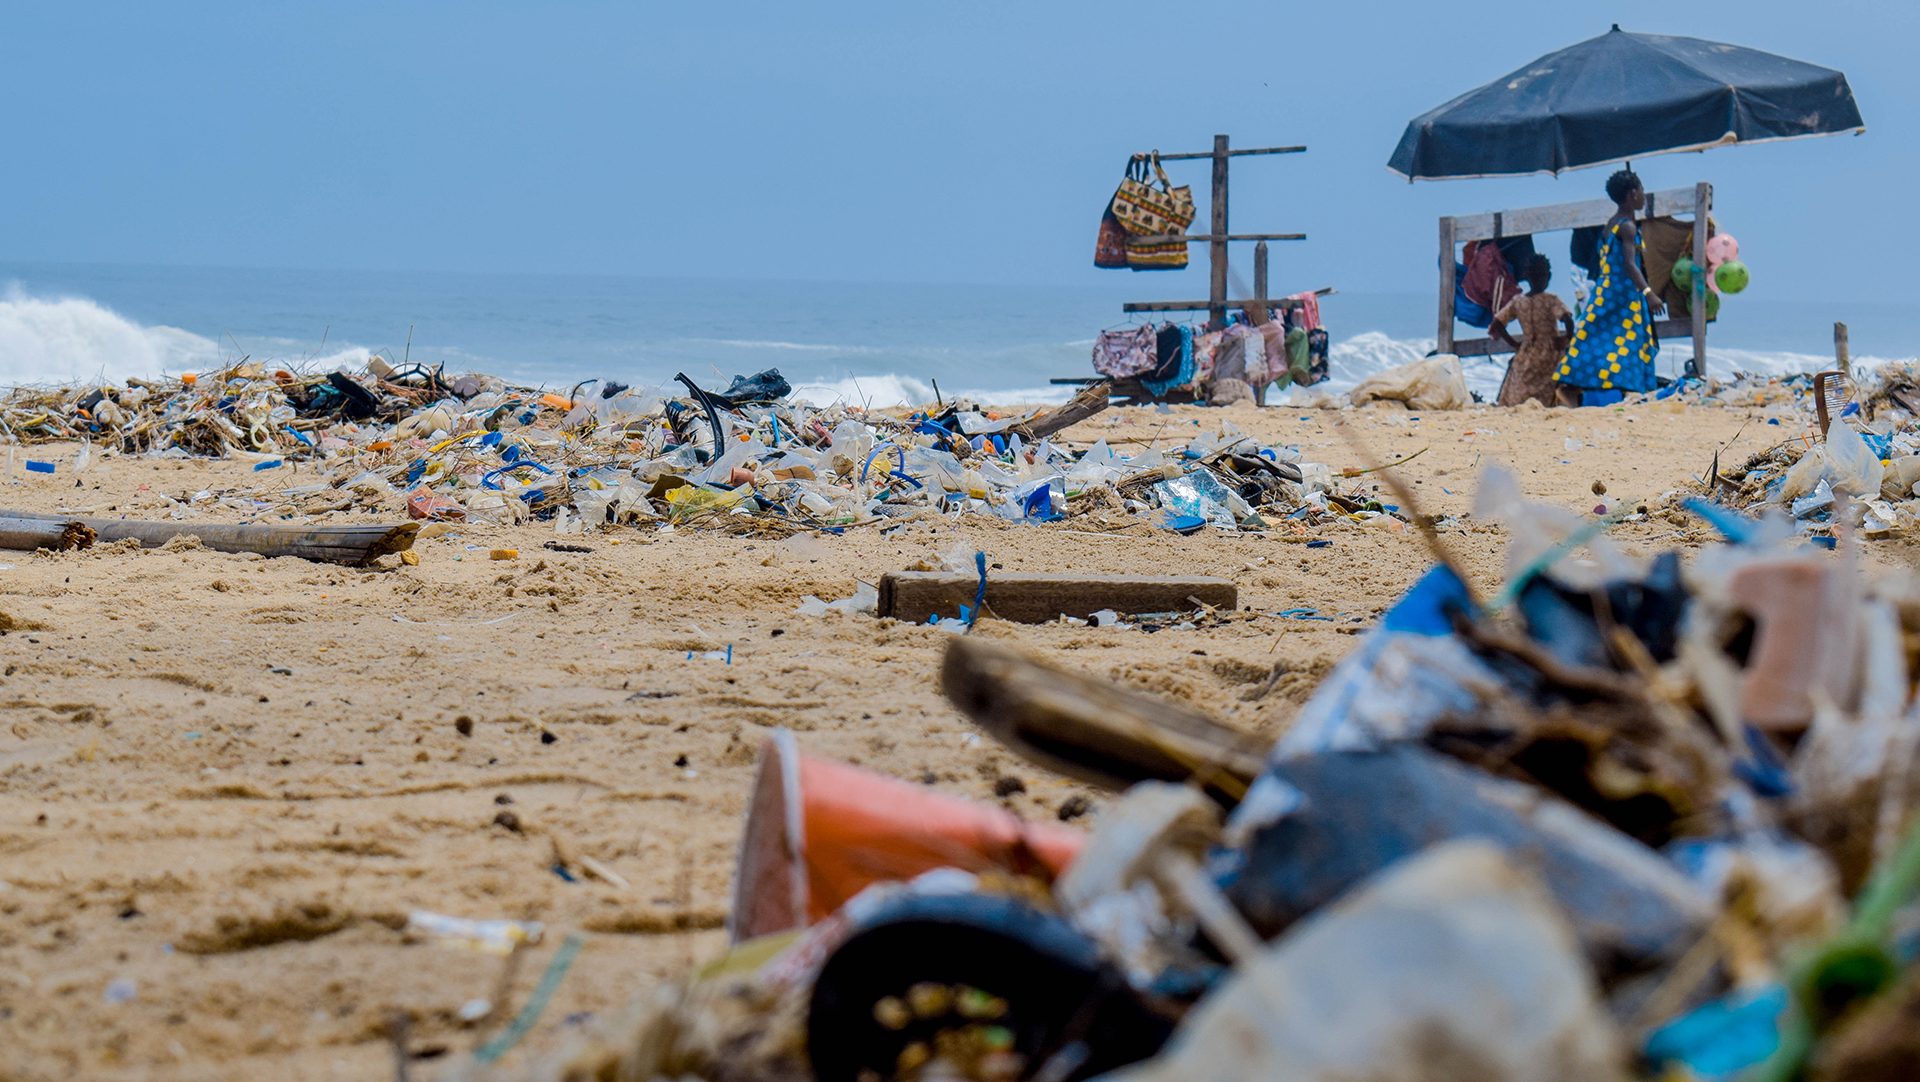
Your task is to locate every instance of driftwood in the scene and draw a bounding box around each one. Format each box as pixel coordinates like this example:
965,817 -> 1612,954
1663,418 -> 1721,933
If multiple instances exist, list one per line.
940,637 -> 1266,803
880,570 -> 1235,625
0,510 -> 417,565
0,516 -> 95,552
1013,380 -> 1112,441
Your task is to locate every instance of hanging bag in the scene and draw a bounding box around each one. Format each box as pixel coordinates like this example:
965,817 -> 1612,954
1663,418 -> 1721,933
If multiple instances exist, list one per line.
1112,153 -> 1194,271
1093,158 -> 1138,269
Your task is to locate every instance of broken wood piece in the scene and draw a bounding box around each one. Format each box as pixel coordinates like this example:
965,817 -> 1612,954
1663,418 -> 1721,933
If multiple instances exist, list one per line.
882,570 -> 1235,625
1013,379 -> 1113,441
0,510 -> 417,565
940,637 -> 1266,802
0,516 -> 95,552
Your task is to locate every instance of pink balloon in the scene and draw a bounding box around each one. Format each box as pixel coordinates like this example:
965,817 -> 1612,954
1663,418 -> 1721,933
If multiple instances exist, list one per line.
1707,233 -> 1740,267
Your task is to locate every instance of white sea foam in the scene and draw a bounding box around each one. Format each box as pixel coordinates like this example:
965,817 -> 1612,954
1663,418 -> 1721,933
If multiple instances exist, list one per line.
0,286 -> 226,386
0,286 -> 380,387
691,338 -> 883,354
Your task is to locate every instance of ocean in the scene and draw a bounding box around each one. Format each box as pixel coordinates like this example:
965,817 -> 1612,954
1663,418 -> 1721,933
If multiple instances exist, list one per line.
1,261 -> 1911,406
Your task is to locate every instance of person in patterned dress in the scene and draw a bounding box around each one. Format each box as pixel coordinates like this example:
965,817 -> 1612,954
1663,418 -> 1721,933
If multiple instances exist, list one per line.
1557,169 -> 1664,405
1489,255 -> 1575,407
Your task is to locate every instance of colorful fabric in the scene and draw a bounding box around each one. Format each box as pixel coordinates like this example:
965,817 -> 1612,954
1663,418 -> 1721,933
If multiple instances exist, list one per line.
1494,291 -> 1572,407
1091,324 -> 1157,378
1286,291 -> 1322,332
1142,324 -> 1194,397
1558,222 -> 1657,394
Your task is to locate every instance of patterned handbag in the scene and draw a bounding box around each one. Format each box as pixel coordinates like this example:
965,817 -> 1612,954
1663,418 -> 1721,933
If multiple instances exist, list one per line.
1094,208 -> 1130,269
1111,153 -> 1194,271
1091,324 -> 1158,378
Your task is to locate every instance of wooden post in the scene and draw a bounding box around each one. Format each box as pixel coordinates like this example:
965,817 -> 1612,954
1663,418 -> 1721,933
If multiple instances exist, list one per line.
1835,321 -> 1851,377
1209,133 -> 1229,328
1690,182 -> 1711,379
1252,240 -> 1269,323
1437,216 -> 1456,355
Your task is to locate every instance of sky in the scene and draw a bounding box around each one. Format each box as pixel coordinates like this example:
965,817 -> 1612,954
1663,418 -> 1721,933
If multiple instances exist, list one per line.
2,1 -> 1912,304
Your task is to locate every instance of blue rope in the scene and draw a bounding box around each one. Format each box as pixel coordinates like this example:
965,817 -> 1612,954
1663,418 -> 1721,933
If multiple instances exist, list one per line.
966,551 -> 987,631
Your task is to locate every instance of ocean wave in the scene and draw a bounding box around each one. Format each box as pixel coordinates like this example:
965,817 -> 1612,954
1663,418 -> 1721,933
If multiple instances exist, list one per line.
0,286 -> 227,386
687,337 -> 884,355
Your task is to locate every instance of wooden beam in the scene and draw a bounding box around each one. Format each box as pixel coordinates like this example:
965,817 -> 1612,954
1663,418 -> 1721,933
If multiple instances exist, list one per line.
1153,145 -> 1305,161
1690,182 -> 1712,379
1438,216 -> 1457,355
0,516 -> 95,552
1252,241 -> 1269,313
1014,381 -> 1111,441
1208,134 -> 1229,327
1,510 -> 418,565
1835,321 -> 1851,377
879,571 -> 1236,625
1444,186 -> 1700,242
939,638 -> 1267,799
1452,318 -> 1702,359
1125,286 -> 1333,314
1127,233 -> 1306,245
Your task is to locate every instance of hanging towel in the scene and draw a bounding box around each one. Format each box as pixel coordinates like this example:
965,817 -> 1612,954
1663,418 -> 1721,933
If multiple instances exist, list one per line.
1287,291 -> 1322,332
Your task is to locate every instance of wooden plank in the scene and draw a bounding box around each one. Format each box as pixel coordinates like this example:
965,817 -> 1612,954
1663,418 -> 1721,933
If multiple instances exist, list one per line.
1155,145 -> 1306,161
1691,182 -> 1711,379
879,571 -> 1236,625
0,510 -> 418,564
1836,321 -> 1851,377
940,637 -> 1266,800
1448,186 -> 1699,242
1126,233 -> 1306,245
1453,318 -> 1700,359
1208,134 -> 1229,328
1015,380 -> 1111,440
1124,286 -> 1333,314
1251,241 -> 1270,324
0,516 -> 94,552
1438,216 -> 1457,355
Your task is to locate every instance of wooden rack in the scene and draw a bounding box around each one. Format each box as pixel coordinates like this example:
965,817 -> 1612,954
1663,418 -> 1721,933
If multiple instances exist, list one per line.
1439,183 -> 1713,377
1121,134 -> 1311,326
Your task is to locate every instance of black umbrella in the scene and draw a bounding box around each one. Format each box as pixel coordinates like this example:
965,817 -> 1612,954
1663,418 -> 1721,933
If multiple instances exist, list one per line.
1388,26 -> 1864,180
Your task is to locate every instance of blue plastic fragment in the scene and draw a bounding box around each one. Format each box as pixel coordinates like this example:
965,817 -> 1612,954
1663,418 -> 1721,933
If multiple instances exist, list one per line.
406,459 -> 427,483
24,460 -> 55,474
1305,539 -> 1332,549
1682,498 -> 1759,545
1811,535 -> 1838,551
252,459 -> 282,471
1380,565 -> 1471,636
1643,984 -> 1787,1080
479,431 -> 503,447
1164,514 -> 1206,534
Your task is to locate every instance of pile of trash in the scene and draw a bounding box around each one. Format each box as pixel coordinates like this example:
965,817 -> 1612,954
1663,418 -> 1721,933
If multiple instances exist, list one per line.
1694,364 -> 1920,542
0,364 -> 1405,538
508,470 -> 1920,1082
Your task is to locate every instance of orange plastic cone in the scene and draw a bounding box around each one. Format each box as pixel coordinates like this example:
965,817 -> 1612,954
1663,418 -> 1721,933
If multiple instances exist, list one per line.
729,730 -> 1084,942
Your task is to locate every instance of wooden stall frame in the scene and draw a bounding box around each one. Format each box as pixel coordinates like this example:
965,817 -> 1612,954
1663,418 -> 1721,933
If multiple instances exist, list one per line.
1439,183 -> 1713,378
1120,134 -> 1313,326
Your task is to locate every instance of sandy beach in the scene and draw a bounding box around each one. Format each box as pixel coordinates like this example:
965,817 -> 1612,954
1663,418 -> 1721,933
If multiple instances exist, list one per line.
0,391 -> 1863,1080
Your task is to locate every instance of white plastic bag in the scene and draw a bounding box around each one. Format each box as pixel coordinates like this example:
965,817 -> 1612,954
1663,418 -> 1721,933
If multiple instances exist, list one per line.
1825,422 -> 1886,496
1346,354 -> 1470,411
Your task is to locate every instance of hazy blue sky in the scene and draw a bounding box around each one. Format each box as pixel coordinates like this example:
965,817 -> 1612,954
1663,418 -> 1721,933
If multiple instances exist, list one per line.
3,2 -> 1909,301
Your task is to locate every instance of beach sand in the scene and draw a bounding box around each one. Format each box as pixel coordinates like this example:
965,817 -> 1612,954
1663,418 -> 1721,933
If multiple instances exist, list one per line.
0,393 -> 1862,1079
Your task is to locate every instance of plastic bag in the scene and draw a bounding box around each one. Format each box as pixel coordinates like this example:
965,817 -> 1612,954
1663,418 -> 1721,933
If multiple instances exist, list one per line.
1152,470 -> 1237,530
1346,354 -> 1471,411
1825,422 -> 1886,496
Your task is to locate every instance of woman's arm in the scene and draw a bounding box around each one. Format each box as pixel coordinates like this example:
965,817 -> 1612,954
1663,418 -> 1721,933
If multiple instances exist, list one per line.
1617,220 -> 1666,316
1488,311 -> 1518,351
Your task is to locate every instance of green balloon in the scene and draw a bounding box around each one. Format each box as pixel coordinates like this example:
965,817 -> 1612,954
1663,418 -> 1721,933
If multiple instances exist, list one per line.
1705,289 -> 1722,319
1671,256 -> 1696,291
1714,260 -> 1750,295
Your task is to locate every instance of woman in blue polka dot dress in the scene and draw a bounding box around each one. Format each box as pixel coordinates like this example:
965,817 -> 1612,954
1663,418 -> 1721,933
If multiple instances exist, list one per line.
1558,169 -> 1664,404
